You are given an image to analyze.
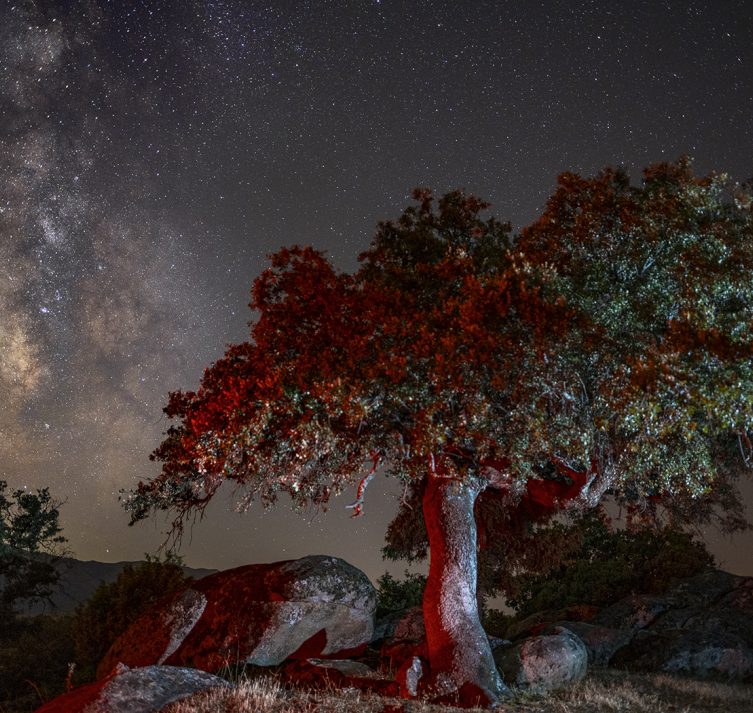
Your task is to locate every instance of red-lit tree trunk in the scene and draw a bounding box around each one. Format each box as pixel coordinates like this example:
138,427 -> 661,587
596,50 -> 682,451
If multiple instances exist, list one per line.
422,470 -> 510,707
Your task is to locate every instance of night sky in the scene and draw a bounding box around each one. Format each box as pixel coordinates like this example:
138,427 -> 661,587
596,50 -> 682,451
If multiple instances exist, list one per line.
2,0 -> 753,581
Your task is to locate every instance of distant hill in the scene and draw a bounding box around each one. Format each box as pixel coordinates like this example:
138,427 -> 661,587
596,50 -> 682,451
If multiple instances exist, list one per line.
18,555 -> 217,615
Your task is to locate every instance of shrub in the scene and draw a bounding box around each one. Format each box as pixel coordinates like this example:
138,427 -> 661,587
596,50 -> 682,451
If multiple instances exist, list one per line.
0,614 -> 75,713
505,512 -> 715,617
375,570 -> 426,616
73,553 -> 189,680
482,608 -> 515,639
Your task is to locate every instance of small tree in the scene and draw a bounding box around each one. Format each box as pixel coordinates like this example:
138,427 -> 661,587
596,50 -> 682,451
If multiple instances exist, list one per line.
126,161 -> 753,707
74,554 -> 189,680
0,480 -> 67,625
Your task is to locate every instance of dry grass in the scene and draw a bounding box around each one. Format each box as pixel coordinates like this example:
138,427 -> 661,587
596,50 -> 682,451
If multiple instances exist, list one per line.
162,668 -> 753,713
542,669 -> 753,713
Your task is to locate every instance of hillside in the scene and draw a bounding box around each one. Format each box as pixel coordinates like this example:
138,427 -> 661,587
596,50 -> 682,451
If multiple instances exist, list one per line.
17,555 -> 217,615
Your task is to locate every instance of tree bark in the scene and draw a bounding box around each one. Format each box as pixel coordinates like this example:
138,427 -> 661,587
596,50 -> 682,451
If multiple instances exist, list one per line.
422,471 -> 510,707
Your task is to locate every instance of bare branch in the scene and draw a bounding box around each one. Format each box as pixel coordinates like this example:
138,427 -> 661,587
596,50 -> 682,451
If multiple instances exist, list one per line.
738,431 -> 752,467
346,452 -> 380,517
401,480 -> 413,508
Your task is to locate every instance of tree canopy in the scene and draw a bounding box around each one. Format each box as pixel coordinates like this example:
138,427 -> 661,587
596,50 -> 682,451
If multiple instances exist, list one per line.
126,159 -> 753,706
128,159 -> 752,528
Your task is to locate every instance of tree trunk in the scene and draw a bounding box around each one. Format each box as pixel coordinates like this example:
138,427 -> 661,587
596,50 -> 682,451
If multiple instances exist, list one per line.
422,471 -> 510,707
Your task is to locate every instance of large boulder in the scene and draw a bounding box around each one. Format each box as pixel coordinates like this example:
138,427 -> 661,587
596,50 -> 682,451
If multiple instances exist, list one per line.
592,594 -> 671,631
504,604 -> 599,641
372,605 -> 425,642
98,555 -> 376,677
592,571 -> 750,635
662,569 -> 742,610
35,664 -> 229,713
554,621 -> 633,667
649,602 -> 753,648
611,628 -> 753,680
493,627 -> 587,692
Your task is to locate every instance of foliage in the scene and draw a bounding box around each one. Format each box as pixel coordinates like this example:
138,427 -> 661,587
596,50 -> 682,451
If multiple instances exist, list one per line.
516,159 -> 753,507
73,553 -> 190,681
482,608 -> 515,639
375,570 -> 427,615
125,188 -> 536,527
0,480 -> 67,624
126,160 -> 752,533
504,510 -> 715,617
0,614 -> 75,713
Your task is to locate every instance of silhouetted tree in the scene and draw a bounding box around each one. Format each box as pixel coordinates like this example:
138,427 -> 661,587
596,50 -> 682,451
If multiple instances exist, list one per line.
126,160 -> 753,707
0,480 -> 67,625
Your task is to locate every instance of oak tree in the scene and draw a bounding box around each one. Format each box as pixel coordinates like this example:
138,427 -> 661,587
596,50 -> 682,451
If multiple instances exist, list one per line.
126,160 -> 753,706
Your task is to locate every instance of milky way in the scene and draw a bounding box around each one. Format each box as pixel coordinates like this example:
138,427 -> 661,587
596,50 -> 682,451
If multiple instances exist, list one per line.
2,0 -> 753,577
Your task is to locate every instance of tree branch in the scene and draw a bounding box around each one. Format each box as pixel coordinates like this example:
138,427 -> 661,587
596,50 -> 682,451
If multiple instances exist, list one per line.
346,452 -> 380,517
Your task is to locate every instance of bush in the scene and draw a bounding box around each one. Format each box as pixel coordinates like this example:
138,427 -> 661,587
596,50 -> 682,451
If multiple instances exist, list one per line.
505,512 -> 715,617
0,614 -> 75,713
375,570 -> 426,616
482,607 -> 515,638
73,553 -> 190,680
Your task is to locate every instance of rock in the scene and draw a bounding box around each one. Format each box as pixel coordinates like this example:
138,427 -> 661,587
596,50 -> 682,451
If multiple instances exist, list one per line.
700,577 -> 753,647
378,606 -> 427,672
650,603 -> 753,648
396,656 -> 424,698
592,594 -> 670,631
503,611 -> 555,641
35,664 -> 229,713
372,605 -> 425,643
372,609 -> 408,642
611,628 -> 753,680
554,621 -> 633,667
282,658 -> 399,697
641,574 -> 753,648
392,606 -> 425,641
505,604 -> 599,641
493,627 -> 588,692
663,569 -> 742,609
719,576 -> 753,615
98,555 -> 376,677
305,658 -> 375,677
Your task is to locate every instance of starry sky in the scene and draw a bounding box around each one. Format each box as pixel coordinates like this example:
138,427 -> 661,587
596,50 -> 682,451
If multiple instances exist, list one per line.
2,0 -> 753,581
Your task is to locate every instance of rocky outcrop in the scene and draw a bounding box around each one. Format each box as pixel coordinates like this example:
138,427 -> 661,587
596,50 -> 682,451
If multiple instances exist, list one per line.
35,664 -> 228,713
493,628 -> 588,692
611,628 -> 753,679
594,570 -> 753,679
98,555 -> 376,677
553,621 -> 632,667
512,569 -> 753,681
